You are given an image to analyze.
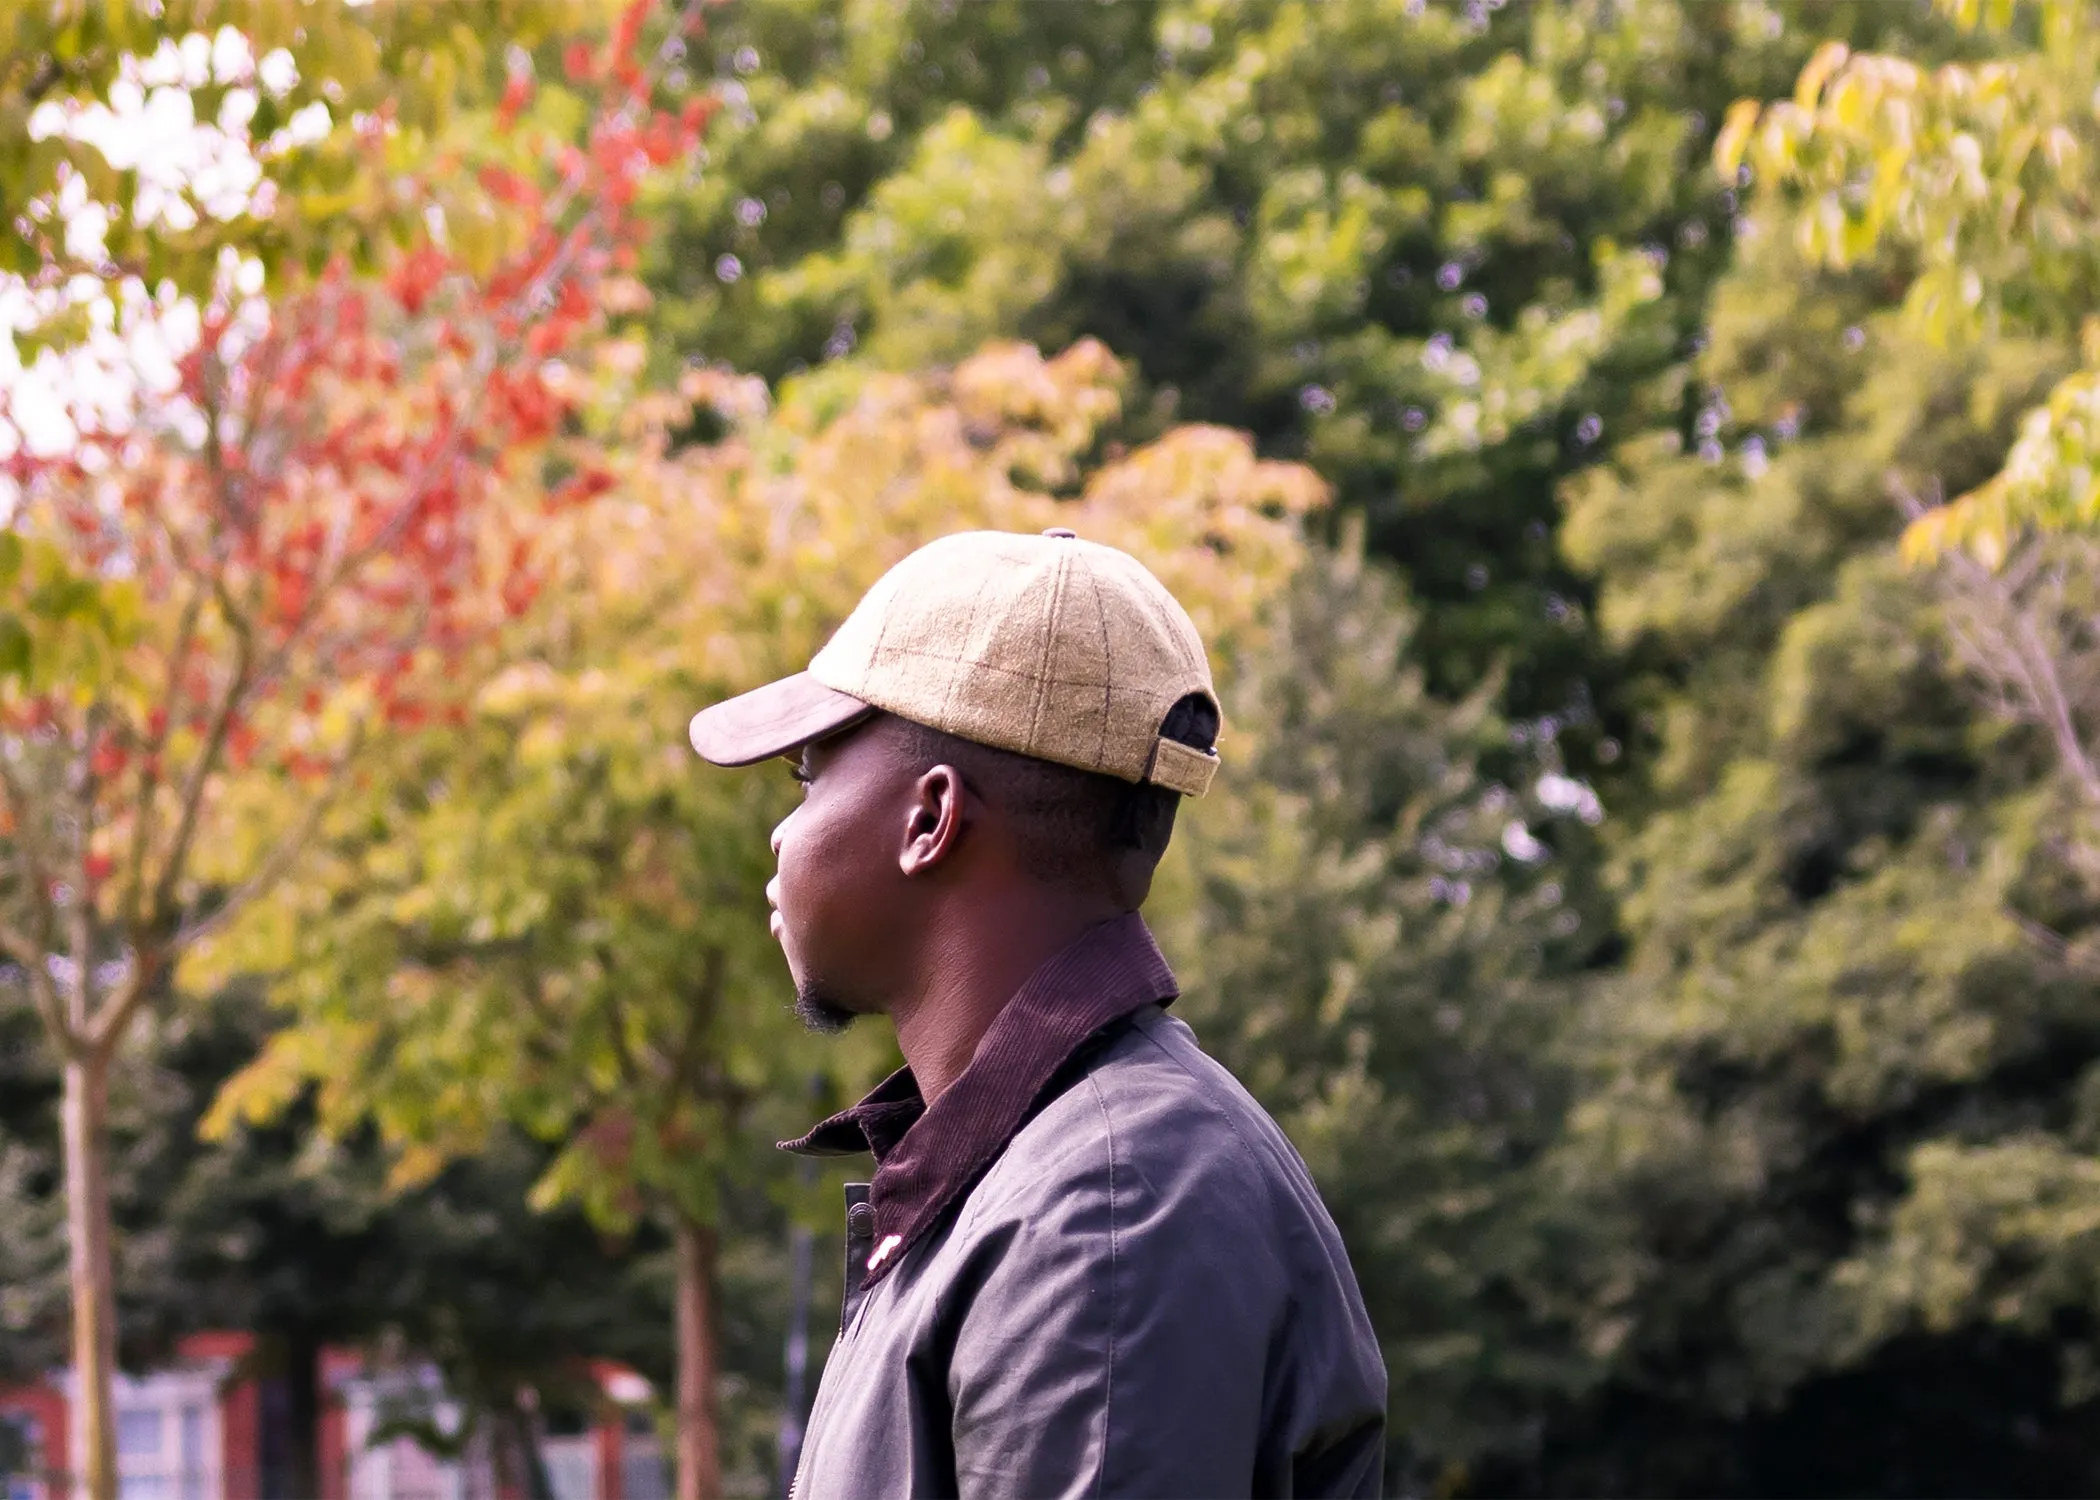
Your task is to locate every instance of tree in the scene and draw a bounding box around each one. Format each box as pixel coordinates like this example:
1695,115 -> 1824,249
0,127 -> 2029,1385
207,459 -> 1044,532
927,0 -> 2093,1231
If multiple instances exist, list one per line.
1535,6 -> 2100,1484
627,9 -> 1983,1482
200,337 -> 1322,1499
1714,0 -> 2100,566
0,974 -> 676,1500
0,8 -> 707,1494
1151,532 -> 1614,1491
1663,0 -> 2100,1445
644,0 -> 1964,747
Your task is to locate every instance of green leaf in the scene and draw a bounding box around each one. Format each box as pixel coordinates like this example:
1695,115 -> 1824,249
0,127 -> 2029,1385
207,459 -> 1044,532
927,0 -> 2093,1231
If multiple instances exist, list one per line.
0,613 -> 32,681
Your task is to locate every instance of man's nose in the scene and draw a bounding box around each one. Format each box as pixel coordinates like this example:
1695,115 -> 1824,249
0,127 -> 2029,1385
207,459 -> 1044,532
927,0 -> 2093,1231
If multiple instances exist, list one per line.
770,815 -> 788,856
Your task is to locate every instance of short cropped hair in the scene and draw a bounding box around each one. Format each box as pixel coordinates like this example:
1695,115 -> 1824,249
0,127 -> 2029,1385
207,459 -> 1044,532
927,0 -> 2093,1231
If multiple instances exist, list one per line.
889,693 -> 1220,892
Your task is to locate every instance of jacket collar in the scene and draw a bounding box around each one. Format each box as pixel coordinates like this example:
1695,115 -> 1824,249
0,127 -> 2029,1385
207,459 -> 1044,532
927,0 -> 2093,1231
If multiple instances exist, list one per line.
779,911 -> 1178,1287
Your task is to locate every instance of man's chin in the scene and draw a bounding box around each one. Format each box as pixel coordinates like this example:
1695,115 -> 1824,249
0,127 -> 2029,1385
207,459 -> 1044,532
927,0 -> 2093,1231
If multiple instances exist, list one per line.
793,985 -> 860,1036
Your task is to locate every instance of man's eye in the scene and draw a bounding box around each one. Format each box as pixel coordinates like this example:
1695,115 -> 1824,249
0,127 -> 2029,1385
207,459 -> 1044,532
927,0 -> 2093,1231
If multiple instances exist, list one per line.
789,763 -> 813,787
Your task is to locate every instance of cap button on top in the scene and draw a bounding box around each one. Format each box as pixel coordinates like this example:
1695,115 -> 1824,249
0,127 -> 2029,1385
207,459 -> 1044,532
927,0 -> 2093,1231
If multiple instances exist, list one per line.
1042,527 -> 1077,539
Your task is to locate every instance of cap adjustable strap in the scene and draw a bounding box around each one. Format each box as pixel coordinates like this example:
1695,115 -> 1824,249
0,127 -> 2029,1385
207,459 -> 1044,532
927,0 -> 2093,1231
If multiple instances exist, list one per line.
1145,736 -> 1219,798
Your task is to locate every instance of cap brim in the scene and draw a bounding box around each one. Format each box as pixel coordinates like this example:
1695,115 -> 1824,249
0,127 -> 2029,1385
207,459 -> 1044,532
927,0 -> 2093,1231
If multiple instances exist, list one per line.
688,673 -> 876,767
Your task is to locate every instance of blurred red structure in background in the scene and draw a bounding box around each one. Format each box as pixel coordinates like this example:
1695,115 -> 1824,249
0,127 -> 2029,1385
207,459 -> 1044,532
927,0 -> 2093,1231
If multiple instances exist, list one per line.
0,1333 -> 663,1500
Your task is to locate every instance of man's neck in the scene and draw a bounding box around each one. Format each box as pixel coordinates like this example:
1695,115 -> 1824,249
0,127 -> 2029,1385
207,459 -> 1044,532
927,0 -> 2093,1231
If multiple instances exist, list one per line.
889,887 -> 1125,1104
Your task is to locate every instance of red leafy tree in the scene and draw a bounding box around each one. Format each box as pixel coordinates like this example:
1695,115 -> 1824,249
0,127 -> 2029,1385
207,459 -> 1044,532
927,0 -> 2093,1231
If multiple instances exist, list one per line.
0,10 -> 711,1497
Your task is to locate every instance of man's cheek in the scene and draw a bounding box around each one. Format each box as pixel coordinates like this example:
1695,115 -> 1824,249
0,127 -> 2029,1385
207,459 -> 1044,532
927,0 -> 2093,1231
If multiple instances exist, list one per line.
770,893 -> 807,982
769,862 -> 797,949
772,841 -> 816,959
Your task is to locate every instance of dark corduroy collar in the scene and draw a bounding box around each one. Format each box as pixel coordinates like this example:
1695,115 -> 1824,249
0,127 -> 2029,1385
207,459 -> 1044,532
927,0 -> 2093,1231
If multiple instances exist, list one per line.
778,911 -> 1179,1288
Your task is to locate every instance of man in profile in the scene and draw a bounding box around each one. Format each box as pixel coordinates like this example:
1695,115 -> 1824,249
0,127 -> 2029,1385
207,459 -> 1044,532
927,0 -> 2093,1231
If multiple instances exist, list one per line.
689,528 -> 1387,1497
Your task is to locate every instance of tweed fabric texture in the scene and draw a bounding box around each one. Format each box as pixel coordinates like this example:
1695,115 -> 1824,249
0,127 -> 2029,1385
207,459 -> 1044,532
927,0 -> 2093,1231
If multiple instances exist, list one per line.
806,530 -> 1219,795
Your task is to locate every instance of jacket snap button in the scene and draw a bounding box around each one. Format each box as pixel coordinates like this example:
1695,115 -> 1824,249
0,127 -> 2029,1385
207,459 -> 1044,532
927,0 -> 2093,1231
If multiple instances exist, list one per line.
847,1203 -> 875,1233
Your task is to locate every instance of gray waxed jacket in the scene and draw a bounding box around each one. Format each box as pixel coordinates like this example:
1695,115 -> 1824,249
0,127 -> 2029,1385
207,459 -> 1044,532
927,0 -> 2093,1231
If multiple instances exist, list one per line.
783,916 -> 1387,1499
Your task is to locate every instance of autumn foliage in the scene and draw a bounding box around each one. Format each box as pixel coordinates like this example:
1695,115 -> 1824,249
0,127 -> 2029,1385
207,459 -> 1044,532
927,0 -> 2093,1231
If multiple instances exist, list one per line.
0,8 -> 713,1498
0,5 -> 710,1002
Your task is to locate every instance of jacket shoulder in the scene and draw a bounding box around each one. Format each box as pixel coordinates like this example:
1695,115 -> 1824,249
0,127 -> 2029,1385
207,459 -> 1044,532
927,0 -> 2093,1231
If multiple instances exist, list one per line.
962,1007 -> 1329,1250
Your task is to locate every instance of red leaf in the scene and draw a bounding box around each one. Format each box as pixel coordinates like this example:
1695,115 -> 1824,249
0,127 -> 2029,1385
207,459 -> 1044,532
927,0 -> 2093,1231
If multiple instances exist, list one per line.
226,724 -> 259,770
477,165 -> 535,209
497,72 -> 533,131
389,245 -> 449,316
613,0 -> 649,61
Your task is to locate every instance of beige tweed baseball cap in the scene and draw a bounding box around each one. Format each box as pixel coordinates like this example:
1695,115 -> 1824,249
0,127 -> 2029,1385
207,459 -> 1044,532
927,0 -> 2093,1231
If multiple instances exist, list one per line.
687,529 -> 1220,797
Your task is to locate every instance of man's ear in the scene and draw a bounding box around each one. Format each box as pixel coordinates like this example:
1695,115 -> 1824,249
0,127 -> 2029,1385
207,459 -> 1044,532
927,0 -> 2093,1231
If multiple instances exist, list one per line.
899,764 -> 968,877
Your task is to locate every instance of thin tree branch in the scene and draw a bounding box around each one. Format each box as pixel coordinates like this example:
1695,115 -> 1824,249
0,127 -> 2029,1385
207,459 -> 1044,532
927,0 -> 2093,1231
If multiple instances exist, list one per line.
0,911 -> 74,1057
1931,531 -> 2100,975
2014,605 -> 2100,806
123,580 -> 204,936
147,626 -> 253,929
18,55 -> 63,107
0,910 -> 45,971
2008,907 -> 2100,984
82,962 -> 158,1066
253,207 -> 600,687
0,751 -> 62,970
657,945 -> 722,1104
594,945 -> 645,1093
64,704 -> 103,1033
510,961 -> 613,1107
169,721 -> 367,953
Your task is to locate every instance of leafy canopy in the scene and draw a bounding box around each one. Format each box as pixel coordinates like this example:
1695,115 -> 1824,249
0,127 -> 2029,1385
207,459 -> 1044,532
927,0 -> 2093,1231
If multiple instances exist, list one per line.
203,338 -> 1322,1236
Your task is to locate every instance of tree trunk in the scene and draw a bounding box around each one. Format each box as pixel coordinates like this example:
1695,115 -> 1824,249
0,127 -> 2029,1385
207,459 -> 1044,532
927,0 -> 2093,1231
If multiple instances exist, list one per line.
673,1216 -> 720,1500
497,1404 -> 557,1500
62,1055 -> 117,1500
281,1331 -> 322,1500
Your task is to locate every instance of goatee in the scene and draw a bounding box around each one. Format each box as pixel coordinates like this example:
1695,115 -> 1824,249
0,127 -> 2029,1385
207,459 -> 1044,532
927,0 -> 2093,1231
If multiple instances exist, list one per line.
794,984 -> 858,1035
